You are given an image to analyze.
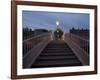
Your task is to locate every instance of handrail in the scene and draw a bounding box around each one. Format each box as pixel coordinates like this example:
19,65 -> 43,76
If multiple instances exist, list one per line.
65,33 -> 89,53
23,32 -> 50,43
70,33 -> 89,42
23,33 -> 52,68
64,33 -> 89,65
23,32 -> 52,56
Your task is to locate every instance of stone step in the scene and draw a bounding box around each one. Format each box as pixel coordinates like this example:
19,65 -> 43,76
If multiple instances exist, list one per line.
31,40 -> 82,68
45,47 -> 71,50
42,49 -> 72,51
40,52 -> 74,56
46,45 -> 68,48
36,55 -> 77,60
42,50 -> 73,53
31,59 -> 82,68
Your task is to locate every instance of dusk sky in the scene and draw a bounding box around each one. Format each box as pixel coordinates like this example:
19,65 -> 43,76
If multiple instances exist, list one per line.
22,11 -> 89,32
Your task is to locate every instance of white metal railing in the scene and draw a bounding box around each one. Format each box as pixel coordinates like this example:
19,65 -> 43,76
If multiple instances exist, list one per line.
23,32 -> 52,68
65,33 -> 89,53
64,33 -> 89,65
23,32 -> 52,56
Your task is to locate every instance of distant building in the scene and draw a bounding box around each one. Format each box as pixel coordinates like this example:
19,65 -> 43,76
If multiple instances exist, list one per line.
70,27 -> 89,40
34,29 -> 49,36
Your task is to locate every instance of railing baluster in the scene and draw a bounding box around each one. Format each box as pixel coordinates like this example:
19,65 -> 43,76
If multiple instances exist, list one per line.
65,33 -> 89,54
23,32 -> 52,56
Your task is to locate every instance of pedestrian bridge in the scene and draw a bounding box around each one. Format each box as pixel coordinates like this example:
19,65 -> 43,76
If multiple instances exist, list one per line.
23,32 -> 89,68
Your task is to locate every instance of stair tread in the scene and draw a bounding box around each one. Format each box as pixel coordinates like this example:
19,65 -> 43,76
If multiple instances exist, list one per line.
31,40 -> 82,68
45,48 -> 71,50
32,59 -> 81,67
47,45 -> 67,47
40,53 -> 74,56
42,50 -> 73,53
43,49 -> 72,51
36,55 -> 77,60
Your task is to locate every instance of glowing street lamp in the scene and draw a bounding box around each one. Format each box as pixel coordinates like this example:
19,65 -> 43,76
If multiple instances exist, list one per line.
56,20 -> 60,29
56,20 -> 59,26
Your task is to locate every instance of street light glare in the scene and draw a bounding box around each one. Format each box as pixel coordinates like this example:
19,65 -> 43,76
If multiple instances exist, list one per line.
56,21 -> 59,26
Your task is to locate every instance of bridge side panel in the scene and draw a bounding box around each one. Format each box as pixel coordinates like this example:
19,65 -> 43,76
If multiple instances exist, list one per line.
64,33 -> 89,65
23,33 -> 52,68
